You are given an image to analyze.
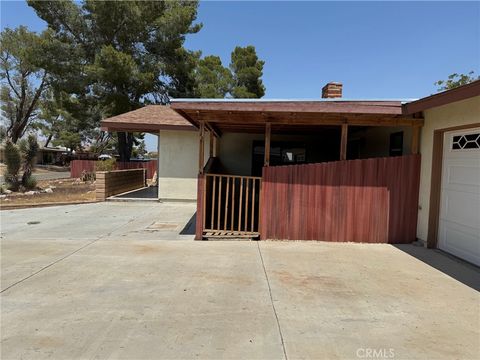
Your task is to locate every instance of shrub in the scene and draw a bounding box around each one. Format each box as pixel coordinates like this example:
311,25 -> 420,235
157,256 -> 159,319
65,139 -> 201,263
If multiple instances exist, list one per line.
95,158 -> 116,172
19,134 -> 39,187
22,175 -> 37,190
4,140 -> 21,191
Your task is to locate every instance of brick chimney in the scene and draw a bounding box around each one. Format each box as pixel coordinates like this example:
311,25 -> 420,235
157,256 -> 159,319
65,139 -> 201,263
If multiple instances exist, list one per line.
322,82 -> 343,98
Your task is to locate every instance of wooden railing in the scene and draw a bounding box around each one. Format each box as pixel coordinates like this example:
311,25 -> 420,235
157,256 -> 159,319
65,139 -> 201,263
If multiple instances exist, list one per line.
203,174 -> 262,238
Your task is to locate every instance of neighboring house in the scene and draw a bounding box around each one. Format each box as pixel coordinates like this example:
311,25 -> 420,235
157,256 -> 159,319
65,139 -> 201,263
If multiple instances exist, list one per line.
0,145 -> 67,165
101,81 -> 480,266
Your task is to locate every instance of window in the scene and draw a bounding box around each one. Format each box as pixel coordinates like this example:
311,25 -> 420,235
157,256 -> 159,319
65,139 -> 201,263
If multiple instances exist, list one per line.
452,133 -> 480,150
389,132 -> 403,156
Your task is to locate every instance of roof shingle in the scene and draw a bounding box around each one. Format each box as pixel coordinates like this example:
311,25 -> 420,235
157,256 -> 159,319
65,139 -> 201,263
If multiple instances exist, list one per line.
101,105 -> 195,132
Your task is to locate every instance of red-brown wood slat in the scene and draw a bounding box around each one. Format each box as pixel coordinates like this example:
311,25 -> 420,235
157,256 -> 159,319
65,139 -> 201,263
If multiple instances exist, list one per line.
260,155 -> 421,243
70,160 -> 158,179
195,174 -> 205,240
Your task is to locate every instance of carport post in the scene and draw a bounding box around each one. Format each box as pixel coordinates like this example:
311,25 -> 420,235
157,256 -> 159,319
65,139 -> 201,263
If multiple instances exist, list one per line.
411,125 -> 421,155
264,122 -> 271,166
199,121 -> 205,174
209,130 -> 214,158
340,123 -> 348,160
157,131 -> 161,200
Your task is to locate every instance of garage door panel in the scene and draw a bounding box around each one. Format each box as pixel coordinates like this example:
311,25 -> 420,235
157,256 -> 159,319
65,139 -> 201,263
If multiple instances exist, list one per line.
445,165 -> 480,190
440,190 -> 480,229
438,222 -> 480,266
439,127 -> 480,266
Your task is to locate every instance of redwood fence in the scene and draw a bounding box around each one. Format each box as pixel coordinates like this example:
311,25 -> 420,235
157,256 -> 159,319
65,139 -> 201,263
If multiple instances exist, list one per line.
70,160 -> 157,179
259,155 -> 421,243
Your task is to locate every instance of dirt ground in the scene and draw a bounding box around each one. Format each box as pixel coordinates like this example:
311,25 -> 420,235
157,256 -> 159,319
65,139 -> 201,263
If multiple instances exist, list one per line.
0,178 -> 96,208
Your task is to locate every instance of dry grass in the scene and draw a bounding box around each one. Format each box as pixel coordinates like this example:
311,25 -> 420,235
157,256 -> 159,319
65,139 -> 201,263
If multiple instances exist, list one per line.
1,178 -> 96,208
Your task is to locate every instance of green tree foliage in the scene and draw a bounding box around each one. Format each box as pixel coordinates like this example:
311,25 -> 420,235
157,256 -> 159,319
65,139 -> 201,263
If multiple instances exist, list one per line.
137,140 -> 147,157
28,0 -> 202,160
53,131 -> 82,152
435,71 -> 479,91
19,134 -> 39,188
4,139 -> 21,191
0,125 -> 6,142
230,46 -> 265,98
33,90 -> 67,147
33,89 -> 99,151
195,55 -> 233,98
0,26 -> 60,143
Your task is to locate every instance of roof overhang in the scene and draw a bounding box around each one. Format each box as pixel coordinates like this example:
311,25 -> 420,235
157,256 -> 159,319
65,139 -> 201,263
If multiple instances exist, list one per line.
170,100 -> 424,134
100,121 -> 193,133
100,105 -> 196,133
403,80 -> 480,114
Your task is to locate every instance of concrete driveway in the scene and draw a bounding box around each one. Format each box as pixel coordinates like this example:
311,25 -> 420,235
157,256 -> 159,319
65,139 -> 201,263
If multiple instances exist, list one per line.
1,203 -> 479,359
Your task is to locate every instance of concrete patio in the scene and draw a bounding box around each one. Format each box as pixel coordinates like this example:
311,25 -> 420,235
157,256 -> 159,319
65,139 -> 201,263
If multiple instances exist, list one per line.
1,203 -> 479,359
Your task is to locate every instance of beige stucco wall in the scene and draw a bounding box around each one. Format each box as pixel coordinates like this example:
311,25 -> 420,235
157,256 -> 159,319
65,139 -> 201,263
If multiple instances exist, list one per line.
416,95 -> 480,242
218,133 -> 264,175
158,129 -> 208,201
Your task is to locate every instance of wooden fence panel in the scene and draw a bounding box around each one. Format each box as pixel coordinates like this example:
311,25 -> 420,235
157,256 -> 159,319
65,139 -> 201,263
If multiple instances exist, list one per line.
96,169 -> 146,201
260,155 -> 421,243
70,160 -> 96,178
70,160 -> 157,179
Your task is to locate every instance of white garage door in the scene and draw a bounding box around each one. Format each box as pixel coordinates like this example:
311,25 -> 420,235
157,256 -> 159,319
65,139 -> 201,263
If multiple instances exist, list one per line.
438,127 -> 480,266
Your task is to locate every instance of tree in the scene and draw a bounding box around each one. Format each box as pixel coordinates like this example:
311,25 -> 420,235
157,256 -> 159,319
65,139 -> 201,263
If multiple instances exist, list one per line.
230,46 -> 265,98
435,71 -> 479,91
33,88 -> 100,151
0,27 -> 56,143
195,55 -> 232,98
33,90 -> 66,147
28,0 -> 202,161
137,140 -> 147,157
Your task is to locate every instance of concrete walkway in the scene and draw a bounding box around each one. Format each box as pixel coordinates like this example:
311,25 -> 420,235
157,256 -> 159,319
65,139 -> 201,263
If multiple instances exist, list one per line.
1,203 -> 479,359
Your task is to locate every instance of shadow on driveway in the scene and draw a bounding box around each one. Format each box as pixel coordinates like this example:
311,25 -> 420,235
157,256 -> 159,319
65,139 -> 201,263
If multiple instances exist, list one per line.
180,213 -> 196,235
394,244 -> 480,291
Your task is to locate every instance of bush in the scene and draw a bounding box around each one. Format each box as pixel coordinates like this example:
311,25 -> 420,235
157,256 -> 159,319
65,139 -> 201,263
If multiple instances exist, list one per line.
4,140 -> 21,191
19,134 -> 39,187
95,158 -> 116,172
22,175 -> 37,190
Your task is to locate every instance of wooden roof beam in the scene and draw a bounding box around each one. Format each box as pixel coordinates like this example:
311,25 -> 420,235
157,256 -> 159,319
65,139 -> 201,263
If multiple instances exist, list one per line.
194,116 -> 423,127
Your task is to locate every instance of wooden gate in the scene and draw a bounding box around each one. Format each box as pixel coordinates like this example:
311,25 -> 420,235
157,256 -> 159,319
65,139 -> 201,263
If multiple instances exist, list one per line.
201,174 -> 262,239
260,155 -> 421,243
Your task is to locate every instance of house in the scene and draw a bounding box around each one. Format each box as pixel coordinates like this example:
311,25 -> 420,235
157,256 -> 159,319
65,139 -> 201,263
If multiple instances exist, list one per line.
101,104 -> 209,201
0,145 -> 67,165
403,81 -> 480,265
101,81 -> 480,266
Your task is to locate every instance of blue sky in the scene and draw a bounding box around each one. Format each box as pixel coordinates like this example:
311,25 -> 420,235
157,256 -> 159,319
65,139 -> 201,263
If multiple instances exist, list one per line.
2,1 -> 479,150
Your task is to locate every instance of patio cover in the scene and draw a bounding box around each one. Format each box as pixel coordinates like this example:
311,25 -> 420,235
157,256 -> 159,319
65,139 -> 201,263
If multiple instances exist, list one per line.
169,99 -> 424,135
